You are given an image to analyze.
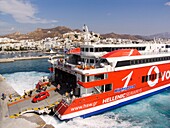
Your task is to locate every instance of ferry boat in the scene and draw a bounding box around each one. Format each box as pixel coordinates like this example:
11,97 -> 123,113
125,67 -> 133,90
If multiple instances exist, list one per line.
49,25 -> 170,120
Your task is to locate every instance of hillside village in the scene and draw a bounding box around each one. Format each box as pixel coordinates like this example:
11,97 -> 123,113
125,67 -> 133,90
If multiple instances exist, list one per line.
0,26 -> 170,52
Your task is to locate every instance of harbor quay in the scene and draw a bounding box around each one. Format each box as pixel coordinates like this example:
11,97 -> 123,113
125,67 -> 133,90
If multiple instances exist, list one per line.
0,75 -> 58,128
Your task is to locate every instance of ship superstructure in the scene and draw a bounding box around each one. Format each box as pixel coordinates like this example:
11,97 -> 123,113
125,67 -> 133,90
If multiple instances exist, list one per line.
48,25 -> 170,120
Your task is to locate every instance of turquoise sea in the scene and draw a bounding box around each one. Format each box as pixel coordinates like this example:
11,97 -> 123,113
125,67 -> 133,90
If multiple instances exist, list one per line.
0,59 -> 170,128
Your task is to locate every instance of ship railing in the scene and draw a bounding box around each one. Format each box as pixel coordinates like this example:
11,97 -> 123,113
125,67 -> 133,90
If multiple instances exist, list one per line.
75,64 -> 95,70
53,59 -> 75,71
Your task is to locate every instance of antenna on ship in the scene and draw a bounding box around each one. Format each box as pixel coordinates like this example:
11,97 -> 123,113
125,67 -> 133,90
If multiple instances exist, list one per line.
83,24 -> 89,32
83,24 -> 91,45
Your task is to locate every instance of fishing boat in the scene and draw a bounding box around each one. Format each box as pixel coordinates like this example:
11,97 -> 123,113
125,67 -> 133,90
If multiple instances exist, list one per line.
48,25 -> 170,120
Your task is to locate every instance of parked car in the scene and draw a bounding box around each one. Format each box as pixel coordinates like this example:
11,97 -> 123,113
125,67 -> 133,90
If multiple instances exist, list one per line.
32,91 -> 50,103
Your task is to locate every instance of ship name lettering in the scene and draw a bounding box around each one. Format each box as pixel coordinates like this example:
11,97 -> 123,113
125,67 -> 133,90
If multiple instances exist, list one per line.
161,70 -> 170,81
102,93 -> 126,104
71,102 -> 97,112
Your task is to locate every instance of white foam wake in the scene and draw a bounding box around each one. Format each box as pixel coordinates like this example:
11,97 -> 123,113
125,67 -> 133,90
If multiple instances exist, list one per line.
3,71 -> 49,95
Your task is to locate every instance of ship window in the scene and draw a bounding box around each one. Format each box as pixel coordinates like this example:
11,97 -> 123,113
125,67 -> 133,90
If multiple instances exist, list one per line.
116,60 -> 130,67
120,56 -> 170,67
146,59 -> 149,62
94,74 -> 104,80
85,48 -> 88,52
81,48 -> 84,52
95,48 -> 99,52
144,59 -> 147,63
87,73 -> 107,82
87,76 -> 90,82
90,59 -> 94,63
104,74 -> 108,79
100,84 -> 112,92
130,60 -> 134,65
166,45 -> 170,48
142,76 -> 144,82
82,75 -> 85,82
99,59 -> 109,65
142,47 -> 146,50
90,48 -> 93,52
135,60 -> 139,64
99,48 -> 103,52
112,48 -> 116,51
149,58 -> 152,62
81,58 -> 85,62
139,59 -> 142,64
88,76 -> 94,82
142,75 -> 151,83
103,47 -> 111,52
87,59 -> 89,63
153,58 -> 156,62
105,84 -> 112,92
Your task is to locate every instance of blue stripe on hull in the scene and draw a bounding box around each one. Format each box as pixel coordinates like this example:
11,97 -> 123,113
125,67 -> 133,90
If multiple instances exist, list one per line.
80,85 -> 170,119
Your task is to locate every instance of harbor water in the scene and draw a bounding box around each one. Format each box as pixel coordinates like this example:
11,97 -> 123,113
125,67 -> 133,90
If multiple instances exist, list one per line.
0,59 -> 170,128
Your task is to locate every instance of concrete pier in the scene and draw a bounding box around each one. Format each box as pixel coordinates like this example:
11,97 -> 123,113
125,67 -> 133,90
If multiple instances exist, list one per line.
0,75 -> 55,128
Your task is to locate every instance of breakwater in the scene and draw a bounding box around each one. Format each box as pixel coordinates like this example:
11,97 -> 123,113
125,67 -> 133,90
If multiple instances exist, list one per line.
0,56 -> 49,63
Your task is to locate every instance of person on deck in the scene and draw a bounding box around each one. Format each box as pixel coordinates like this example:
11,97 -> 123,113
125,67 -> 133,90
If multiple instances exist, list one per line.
23,90 -> 27,98
29,90 -> 33,97
55,84 -> 61,92
1,93 -> 5,100
9,94 -> 12,101
70,89 -> 74,99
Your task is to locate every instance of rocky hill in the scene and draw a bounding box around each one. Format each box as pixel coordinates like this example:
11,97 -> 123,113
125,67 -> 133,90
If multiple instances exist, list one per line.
0,26 -> 76,41
146,32 -> 170,40
1,26 -> 169,41
101,33 -> 144,40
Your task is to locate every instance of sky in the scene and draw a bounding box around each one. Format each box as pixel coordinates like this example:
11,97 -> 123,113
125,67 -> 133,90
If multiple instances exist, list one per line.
0,0 -> 170,36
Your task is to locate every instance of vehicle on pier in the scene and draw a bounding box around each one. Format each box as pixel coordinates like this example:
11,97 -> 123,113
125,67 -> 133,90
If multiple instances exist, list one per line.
32,91 -> 50,103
